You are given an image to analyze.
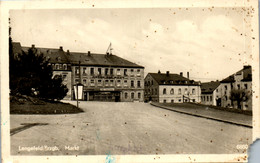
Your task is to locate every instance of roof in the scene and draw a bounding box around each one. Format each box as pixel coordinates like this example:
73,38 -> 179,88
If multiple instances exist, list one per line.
68,52 -> 144,68
12,42 -> 23,57
220,65 -> 252,83
22,46 -> 70,64
201,81 -> 220,94
148,73 -> 200,86
19,44 -> 143,68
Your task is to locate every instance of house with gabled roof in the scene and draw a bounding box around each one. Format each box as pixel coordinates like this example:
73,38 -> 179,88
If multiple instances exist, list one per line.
201,81 -> 220,106
144,71 -> 201,103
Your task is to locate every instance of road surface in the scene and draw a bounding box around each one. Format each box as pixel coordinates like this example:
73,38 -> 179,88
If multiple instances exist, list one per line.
10,101 -> 252,155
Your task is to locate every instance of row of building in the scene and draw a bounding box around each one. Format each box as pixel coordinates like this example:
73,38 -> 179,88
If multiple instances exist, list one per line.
12,42 -> 252,110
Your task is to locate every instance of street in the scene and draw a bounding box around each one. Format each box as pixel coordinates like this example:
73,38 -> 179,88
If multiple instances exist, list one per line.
10,101 -> 252,155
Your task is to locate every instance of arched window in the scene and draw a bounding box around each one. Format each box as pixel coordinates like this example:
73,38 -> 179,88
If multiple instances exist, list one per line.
178,88 -> 181,95
170,88 -> 174,94
184,88 -> 188,95
125,92 -> 128,99
83,79 -> 87,85
131,92 -> 134,99
55,64 -> 59,70
138,92 -> 141,99
192,88 -> 195,95
163,88 -> 167,94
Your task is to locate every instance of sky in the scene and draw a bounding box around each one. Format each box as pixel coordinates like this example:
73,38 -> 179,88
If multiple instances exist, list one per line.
10,8 -> 254,82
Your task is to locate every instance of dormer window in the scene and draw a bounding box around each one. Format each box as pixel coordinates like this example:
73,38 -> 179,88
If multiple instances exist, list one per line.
56,57 -> 61,61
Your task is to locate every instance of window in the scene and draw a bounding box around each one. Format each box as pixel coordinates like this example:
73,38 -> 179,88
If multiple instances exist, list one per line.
98,68 -> 102,75
237,84 -> 240,90
138,92 -> 141,99
63,64 -> 67,70
75,79 -> 79,84
55,64 -> 59,70
90,79 -> 95,86
151,89 -> 154,95
207,96 -> 209,101
117,80 -> 121,86
155,89 -> 157,95
124,80 -> 128,87
83,68 -> 87,74
124,69 -> 127,76
105,80 -> 109,86
110,80 -> 114,86
163,88 -> 167,94
179,99 -> 181,102
137,81 -> 141,87
192,88 -> 195,95
225,85 -> 227,90
105,68 -> 109,75
137,69 -> 141,76
244,84 -> 248,89
131,92 -> 134,99
178,88 -> 181,95
164,99 -> 167,103
171,99 -> 174,103
110,68 -> 113,75
59,64 -> 62,69
117,69 -> 121,75
90,68 -> 94,75
184,88 -> 188,95
210,96 -> 212,101
216,89 -> 218,92
83,79 -> 87,85
125,92 -> 128,99
131,80 -> 134,87
98,80 -> 102,83
170,88 -> 174,94
75,67 -> 79,74
131,69 -> 134,72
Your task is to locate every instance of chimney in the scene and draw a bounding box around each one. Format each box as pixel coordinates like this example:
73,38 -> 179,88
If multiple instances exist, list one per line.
59,46 -> 63,51
180,72 -> 183,77
166,71 -> 170,76
31,44 -> 35,48
88,51 -> 91,56
158,70 -> 161,74
66,50 -> 70,55
187,72 -> 189,79
106,52 -> 109,55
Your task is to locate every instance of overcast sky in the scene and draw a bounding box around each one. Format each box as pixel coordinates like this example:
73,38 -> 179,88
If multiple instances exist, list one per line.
10,8 -> 253,82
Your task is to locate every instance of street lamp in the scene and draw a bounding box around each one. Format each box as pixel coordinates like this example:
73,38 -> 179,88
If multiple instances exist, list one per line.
74,83 -> 84,108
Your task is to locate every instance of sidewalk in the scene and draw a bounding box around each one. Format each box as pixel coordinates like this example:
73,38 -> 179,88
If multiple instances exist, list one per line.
150,102 -> 252,128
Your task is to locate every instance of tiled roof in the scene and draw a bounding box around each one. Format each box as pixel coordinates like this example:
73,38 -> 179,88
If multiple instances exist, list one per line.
148,73 -> 200,86
19,44 -> 143,68
220,65 -> 252,83
21,46 -> 70,64
68,52 -> 144,68
201,81 -> 220,94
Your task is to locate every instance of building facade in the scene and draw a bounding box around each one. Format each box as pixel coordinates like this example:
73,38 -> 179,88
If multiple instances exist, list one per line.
217,65 -> 252,110
17,43 -> 144,102
144,71 -> 201,103
201,81 -> 220,106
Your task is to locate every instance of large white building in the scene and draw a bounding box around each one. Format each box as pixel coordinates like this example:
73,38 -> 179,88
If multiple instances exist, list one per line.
217,65 -> 252,110
144,71 -> 201,103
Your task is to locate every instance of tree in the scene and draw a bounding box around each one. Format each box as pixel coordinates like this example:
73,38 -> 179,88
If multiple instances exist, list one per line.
9,42 -> 68,100
230,89 -> 249,109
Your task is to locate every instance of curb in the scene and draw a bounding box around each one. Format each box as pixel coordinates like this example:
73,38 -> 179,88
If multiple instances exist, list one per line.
150,103 -> 252,128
